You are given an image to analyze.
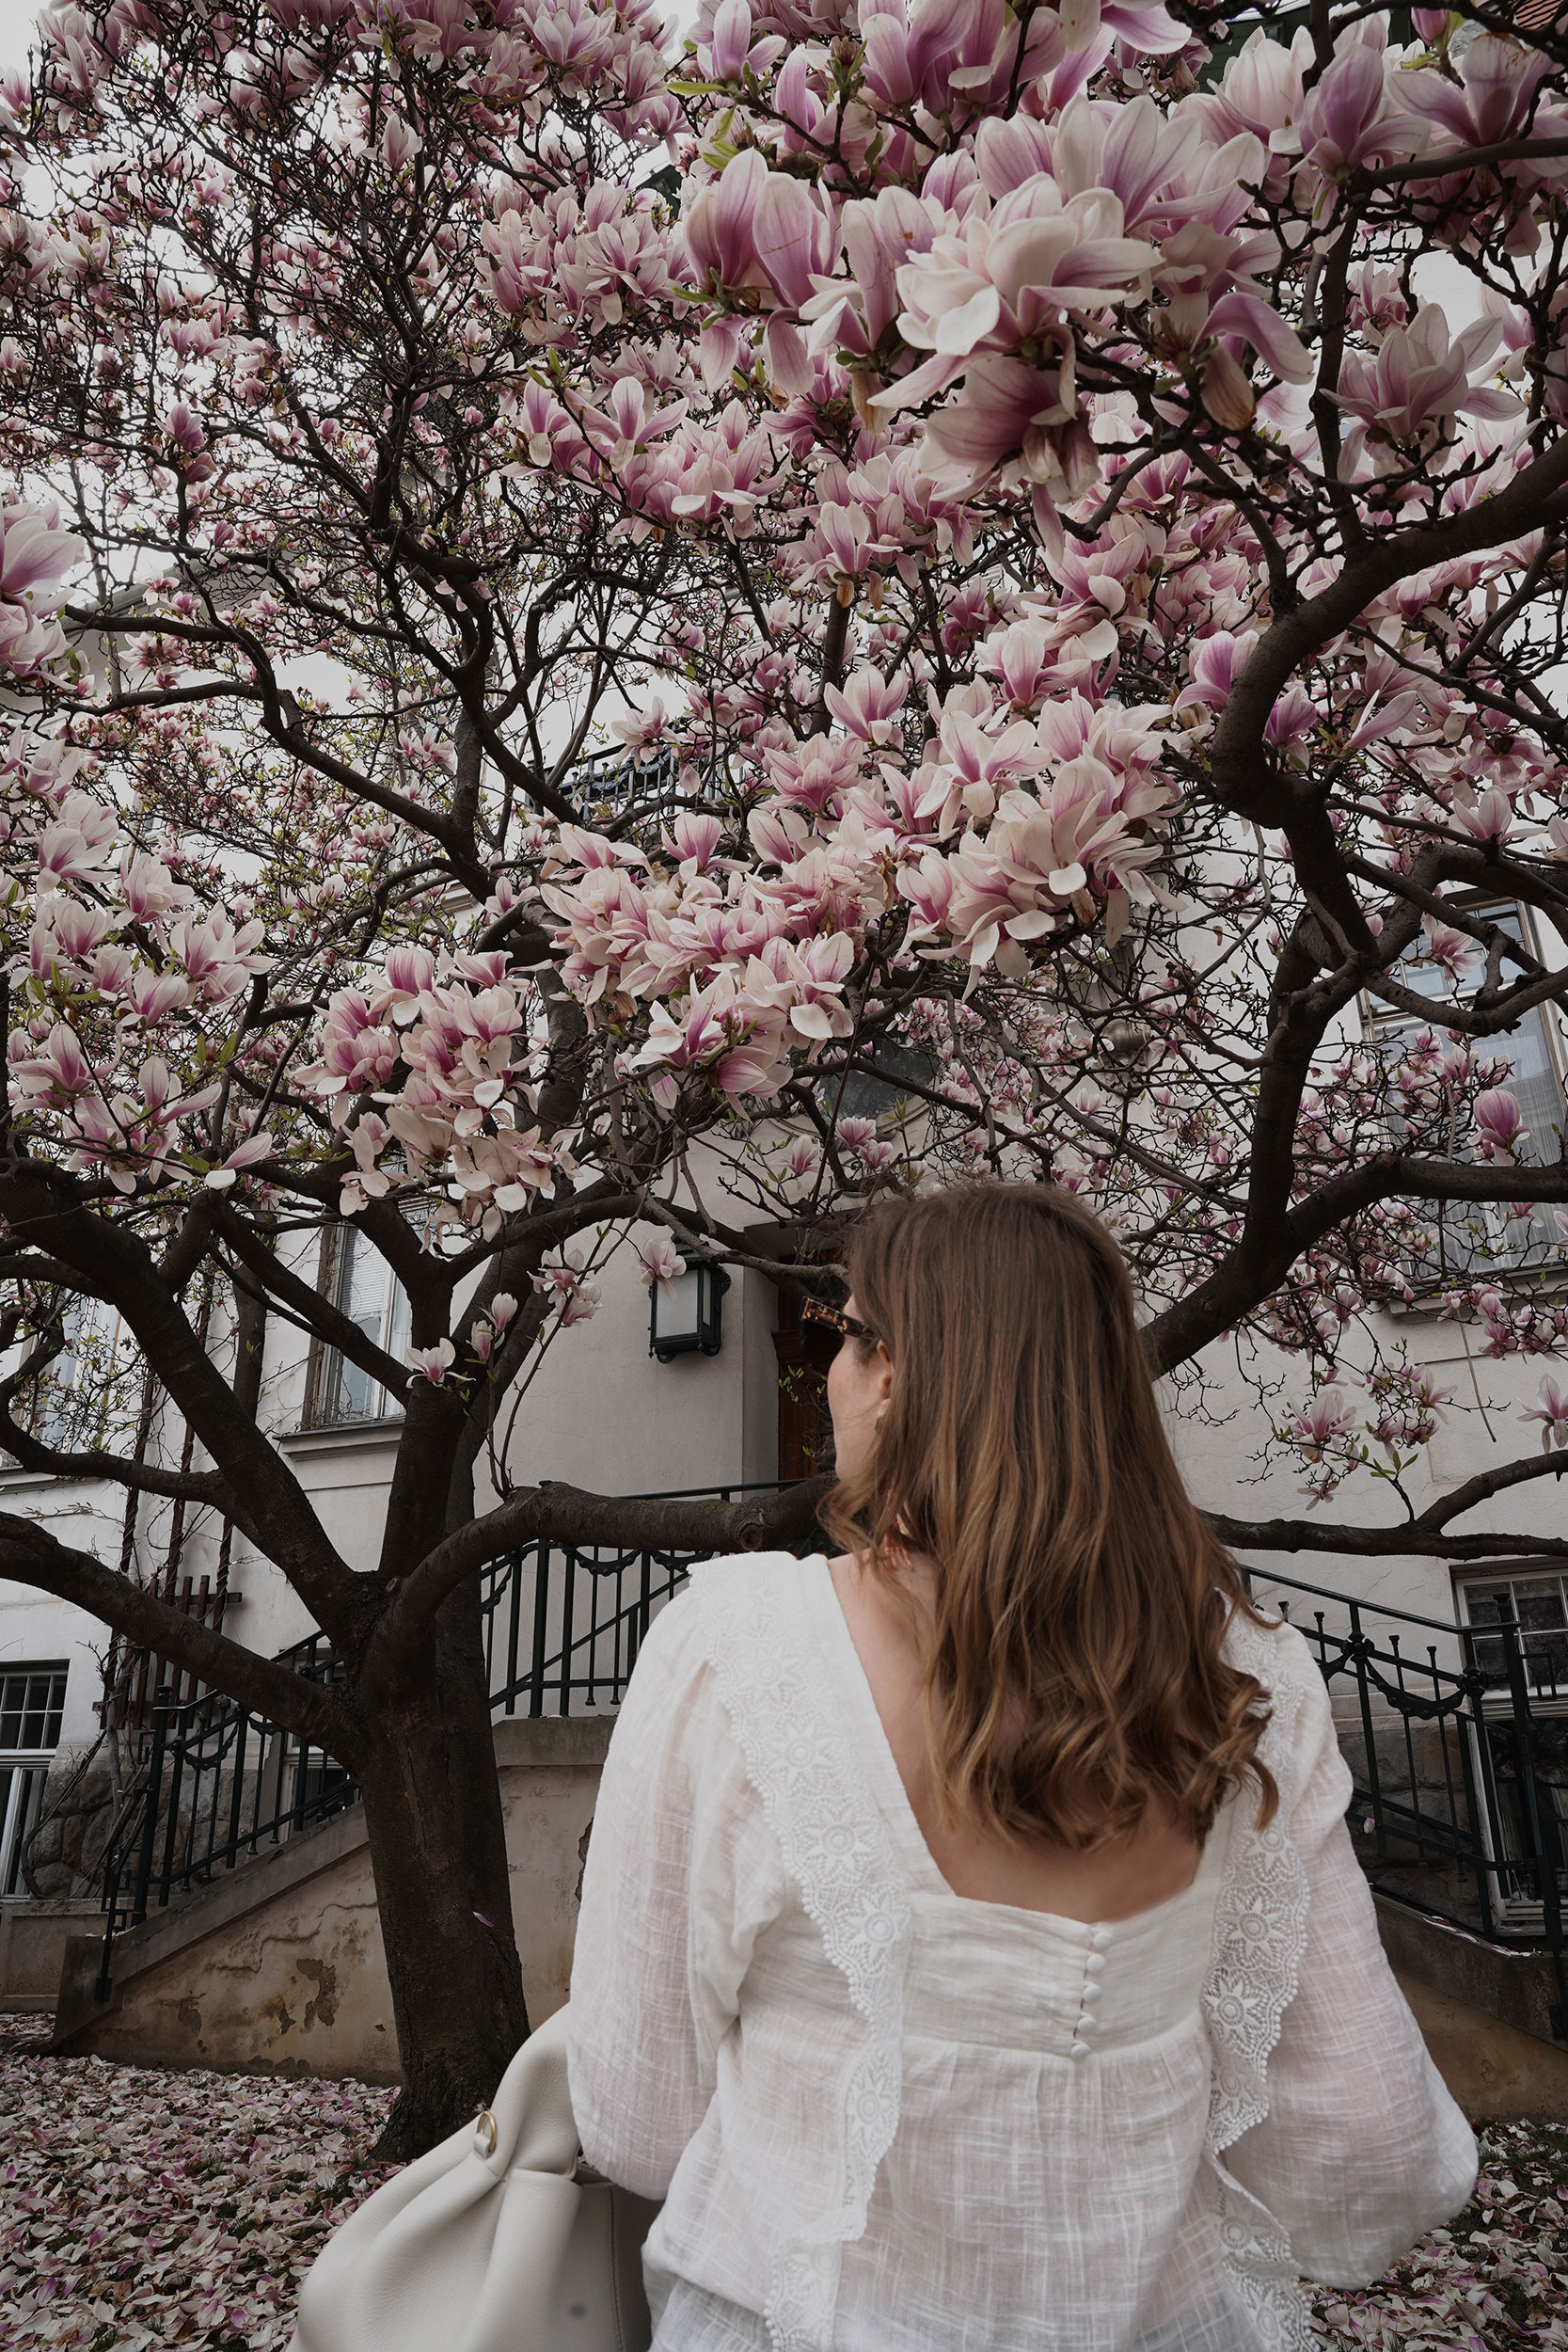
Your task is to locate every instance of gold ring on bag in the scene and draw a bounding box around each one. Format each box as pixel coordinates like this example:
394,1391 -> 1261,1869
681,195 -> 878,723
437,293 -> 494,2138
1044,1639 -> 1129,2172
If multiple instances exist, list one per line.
474,2109 -> 498,2157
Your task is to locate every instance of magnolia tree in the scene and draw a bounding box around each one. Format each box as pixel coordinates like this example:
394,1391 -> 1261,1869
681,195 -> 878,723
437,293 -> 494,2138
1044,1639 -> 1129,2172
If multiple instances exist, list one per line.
3,0 -> 1568,2148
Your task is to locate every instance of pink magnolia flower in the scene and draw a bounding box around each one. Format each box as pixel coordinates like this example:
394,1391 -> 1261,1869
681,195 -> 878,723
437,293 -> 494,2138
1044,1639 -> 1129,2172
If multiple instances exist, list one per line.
1328,308 -> 1522,477
531,1244 -> 602,1326
10,1020 -> 97,1106
781,1134 -> 820,1183
1181,629 -> 1259,712
36,793 -> 118,885
166,911 -> 272,999
697,0 -> 785,84
1300,42 -> 1425,182
298,993 -> 401,1106
665,811 -> 723,871
1291,1385 -> 1358,1463
1474,1089 -> 1528,1163
637,1234 -> 686,1288
1400,33 -> 1557,163
203,1133 -> 275,1190
825,667 -> 909,745
372,944 -> 438,1025
0,499 -> 83,603
0,500 -> 83,676
1419,917 -> 1481,990
887,183 -> 1157,399
1452,787 -> 1513,848
913,355 -> 1096,537
406,1339 -> 454,1385
681,151 -> 770,300
1521,1374 -> 1568,1452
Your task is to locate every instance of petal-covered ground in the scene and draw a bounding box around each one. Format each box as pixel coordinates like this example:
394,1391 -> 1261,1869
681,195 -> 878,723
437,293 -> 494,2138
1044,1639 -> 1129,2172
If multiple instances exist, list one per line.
1,2013 -> 1565,2348
0,2015 -> 396,2348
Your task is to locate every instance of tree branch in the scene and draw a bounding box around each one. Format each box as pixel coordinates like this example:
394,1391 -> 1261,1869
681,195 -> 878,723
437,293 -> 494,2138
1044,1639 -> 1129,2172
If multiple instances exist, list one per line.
362,1473 -> 832,1698
0,1514 -> 351,1748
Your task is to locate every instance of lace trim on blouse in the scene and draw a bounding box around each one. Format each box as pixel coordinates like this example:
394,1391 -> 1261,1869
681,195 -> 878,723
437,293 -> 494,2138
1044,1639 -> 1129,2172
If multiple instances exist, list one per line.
1200,1613 -> 1314,2352
699,1559 -> 912,2352
697,1562 -> 1317,2352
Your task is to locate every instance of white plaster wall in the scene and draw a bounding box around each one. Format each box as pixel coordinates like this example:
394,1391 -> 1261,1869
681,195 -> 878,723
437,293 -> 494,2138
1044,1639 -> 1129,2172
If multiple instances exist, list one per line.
1169,1310 -> 1567,1632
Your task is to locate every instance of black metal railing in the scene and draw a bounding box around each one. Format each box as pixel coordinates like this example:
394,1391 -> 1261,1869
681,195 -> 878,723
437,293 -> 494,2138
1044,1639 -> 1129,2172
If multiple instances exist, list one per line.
569,743 -> 681,817
93,1528 -> 1567,2039
1243,1565 -> 1566,2035
92,1484 -> 795,1979
479,1481 -> 794,1716
92,1630 -> 355,1992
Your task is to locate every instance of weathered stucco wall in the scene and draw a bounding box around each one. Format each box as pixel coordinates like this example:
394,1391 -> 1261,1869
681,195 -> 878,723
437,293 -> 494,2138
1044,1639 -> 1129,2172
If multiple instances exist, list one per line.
0,1897 -> 102,2011
51,1715 -> 611,2082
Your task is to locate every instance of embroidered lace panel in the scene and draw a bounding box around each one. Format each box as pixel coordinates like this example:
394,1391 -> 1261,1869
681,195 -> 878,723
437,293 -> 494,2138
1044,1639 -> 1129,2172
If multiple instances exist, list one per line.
697,1559 -> 913,2352
1201,1614 -> 1314,2352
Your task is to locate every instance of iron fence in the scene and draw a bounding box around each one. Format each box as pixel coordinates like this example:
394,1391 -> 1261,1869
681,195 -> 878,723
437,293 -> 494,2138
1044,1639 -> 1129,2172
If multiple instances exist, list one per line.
479,1481 -> 794,1716
1243,1565 -> 1566,2035
92,1525 -> 1567,2040
93,1484 -> 794,1982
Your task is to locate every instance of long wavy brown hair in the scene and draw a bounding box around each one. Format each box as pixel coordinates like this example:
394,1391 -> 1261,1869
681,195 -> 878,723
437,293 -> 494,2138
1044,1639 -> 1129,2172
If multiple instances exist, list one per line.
822,1182 -> 1275,1850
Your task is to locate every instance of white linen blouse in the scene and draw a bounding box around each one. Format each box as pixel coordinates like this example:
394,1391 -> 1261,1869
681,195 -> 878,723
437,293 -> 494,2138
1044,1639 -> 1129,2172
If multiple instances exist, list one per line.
567,1554 -> 1477,2352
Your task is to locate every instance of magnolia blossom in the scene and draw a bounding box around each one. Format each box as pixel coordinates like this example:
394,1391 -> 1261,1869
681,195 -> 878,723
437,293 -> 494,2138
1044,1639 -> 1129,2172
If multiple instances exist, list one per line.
0,500 -> 84,677
637,1234 -> 686,1287
1521,1374 -> 1568,1452
531,1244 -> 602,1327
1328,308 -> 1522,477
1291,1385 -> 1358,1463
1474,1089 -> 1528,1164
406,1340 -> 453,1386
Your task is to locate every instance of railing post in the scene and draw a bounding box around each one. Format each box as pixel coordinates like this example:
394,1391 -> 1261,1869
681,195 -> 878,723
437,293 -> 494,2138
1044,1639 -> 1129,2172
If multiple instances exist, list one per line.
130,1685 -> 170,1929
1495,1593 -> 1568,2038
505,1549 -> 523,1718
156,1693 -> 186,1908
1453,1625 -> 1497,1938
1349,1602 -> 1386,1857
224,1711 -> 248,1870
529,1545 -> 549,1718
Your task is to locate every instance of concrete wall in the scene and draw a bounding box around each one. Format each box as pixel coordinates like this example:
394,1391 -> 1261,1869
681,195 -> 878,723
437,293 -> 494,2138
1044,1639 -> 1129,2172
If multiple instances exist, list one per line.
1397,1972 -> 1568,2126
0,1896 -> 101,2012
52,1715 -> 611,2082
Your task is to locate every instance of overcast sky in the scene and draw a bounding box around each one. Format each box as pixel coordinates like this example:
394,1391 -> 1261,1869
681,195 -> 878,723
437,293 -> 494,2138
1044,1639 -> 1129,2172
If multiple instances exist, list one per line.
0,3 -> 40,80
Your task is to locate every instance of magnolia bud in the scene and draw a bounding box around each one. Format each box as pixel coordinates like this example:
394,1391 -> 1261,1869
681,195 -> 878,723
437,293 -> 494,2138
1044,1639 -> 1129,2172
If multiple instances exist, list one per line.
1200,348 -> 1257,433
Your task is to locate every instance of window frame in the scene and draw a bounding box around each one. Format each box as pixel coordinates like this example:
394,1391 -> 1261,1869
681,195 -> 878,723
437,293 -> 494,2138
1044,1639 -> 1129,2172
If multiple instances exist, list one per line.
0,1663 -> 68,1899
1360,894 -> 1568,1293
1454,1568 -> 1568,1927
304,1225 -> 411,1432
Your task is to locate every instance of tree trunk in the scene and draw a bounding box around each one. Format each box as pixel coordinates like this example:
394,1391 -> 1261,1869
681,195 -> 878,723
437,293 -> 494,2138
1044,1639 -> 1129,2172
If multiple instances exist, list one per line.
356,1577 -> 529,2161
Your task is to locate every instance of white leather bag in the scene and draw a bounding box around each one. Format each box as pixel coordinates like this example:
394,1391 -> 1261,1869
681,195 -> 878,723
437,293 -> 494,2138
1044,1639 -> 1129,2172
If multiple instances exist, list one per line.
289,2002 -> 658,2352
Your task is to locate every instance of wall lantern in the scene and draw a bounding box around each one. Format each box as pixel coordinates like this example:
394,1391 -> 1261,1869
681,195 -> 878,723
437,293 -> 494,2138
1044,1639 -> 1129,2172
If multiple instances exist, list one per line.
649,1263 -> 731,1362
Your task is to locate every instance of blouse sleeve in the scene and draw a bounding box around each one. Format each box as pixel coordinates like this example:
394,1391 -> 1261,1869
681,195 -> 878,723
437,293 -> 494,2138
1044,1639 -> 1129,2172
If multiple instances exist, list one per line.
566,1582 -> 787,2199
1224,1652 -> 1479,2286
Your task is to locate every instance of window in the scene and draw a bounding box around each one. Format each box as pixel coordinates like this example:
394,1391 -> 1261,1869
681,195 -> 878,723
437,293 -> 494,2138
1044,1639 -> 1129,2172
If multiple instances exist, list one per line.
1458,1572 -> 1568,1915
2,1295 -> 135,1459
0,1665 -> 67,1898
1365,901 -> 1566,1282
308,1227 -> 411,1427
